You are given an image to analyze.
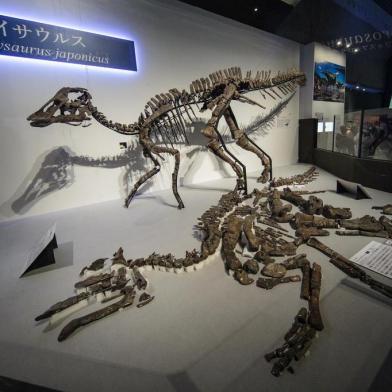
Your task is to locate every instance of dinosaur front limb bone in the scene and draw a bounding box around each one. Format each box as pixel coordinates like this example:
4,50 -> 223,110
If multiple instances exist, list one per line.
224,106 -> 272,183
151,145 -> 184,209
125,130 -> 185,209
125,145 -> 161,208
125,165 -> 160,208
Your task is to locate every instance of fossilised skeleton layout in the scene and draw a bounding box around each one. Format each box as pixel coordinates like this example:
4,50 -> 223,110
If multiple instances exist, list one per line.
35,167 -> 392,377
27,67 -> 305,208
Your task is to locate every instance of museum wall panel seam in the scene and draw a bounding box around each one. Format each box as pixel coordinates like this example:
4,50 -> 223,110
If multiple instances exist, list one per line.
0,0 -> 300,221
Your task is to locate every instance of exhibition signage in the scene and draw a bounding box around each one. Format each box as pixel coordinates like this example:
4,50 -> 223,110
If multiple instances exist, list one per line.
0,14 -> 137,71
21,223 -> 58,277
350,240 -> 392,279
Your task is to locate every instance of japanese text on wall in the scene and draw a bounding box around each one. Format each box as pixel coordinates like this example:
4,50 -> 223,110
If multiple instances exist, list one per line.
0,15 -> 137,71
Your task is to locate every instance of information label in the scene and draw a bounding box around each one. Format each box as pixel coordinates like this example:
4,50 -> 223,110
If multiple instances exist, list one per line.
350,240 -> 392,279
22,223 -> 57,277
0,14 -> 137,70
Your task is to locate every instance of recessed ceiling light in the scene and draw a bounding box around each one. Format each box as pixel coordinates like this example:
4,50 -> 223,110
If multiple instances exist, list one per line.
362,88 -> 366,91
356,85 -> 359,89
354,48 -> 359,53
337,40 -> 342,46
254,7 -> 259,12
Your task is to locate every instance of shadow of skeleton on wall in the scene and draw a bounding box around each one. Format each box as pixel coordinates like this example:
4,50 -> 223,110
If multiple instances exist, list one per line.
0,140 -> 146,216
1,95 -> 293,216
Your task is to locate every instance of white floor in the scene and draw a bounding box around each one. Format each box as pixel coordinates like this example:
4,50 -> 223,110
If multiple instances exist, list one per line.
0,164 -> 392,392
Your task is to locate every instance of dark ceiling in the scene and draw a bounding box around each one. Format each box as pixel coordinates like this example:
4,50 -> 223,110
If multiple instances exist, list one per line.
178,0 -> 392,44
177,0 -> 392,108
178,0 -> 296,37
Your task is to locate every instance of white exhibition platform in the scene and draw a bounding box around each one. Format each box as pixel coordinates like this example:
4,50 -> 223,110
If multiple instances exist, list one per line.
0,164 -> 391,392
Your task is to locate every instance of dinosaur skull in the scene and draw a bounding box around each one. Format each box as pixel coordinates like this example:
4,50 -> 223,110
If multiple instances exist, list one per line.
27,87 -> 92,127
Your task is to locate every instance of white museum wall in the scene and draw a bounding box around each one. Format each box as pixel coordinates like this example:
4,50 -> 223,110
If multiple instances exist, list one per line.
300,42 -> 346,121
0,0 -> 300,221
299,43 -> 314,119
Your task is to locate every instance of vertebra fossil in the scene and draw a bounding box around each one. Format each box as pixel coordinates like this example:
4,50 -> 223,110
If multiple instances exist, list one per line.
270,166 -> 318,188
339,215 -> 384,232
322,205 -> 352,220
372,204 -> 392,215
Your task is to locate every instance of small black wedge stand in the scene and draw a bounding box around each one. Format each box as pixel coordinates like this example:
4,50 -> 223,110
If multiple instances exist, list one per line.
20,224 -> 58,277
336,179 -> 371,200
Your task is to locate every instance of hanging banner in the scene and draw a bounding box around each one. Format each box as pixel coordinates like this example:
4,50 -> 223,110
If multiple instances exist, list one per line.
0,14 -> 137,71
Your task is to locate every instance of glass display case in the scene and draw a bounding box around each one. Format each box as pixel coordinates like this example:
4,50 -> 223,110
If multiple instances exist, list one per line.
316,107 -> 392,162
316,119 -> 334,150
333,111 -> 361,156
361,108 -> 392,161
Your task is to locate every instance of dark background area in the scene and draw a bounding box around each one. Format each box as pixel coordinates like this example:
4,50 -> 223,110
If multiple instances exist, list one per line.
179,0 -> 392,112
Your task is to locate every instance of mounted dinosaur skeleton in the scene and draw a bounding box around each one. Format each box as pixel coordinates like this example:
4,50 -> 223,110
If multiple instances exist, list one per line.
27,67 -> 306,208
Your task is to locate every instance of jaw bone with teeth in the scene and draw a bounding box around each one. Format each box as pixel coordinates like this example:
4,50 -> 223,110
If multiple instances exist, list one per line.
27,87 -> 92,127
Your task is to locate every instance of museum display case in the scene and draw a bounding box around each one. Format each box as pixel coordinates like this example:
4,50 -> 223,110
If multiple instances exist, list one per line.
316,107 -> 392,162
361,107 -> 392,161
333,111 -> 361,156
316,119 -> 334,151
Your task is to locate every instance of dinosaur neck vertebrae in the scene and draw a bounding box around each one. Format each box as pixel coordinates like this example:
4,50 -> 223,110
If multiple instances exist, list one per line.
88,102 -> 139,135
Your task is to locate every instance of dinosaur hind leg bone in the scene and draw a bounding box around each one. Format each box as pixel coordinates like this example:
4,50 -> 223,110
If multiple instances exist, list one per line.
201,90 -> 246,192
224,106 -> 272,183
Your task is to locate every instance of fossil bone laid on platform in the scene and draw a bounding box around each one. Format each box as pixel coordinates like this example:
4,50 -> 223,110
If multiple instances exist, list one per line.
27,67 -> 306,208
34,166 -> 392,378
